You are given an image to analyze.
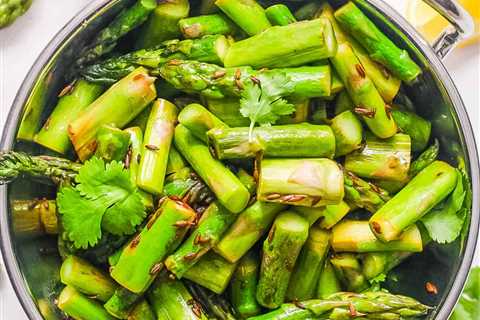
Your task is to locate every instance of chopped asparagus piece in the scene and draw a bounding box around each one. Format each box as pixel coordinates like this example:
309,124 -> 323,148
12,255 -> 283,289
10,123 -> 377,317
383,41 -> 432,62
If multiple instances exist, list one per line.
104,288 -> 141,319
265,4 -> 296,26
330,253 -> 368,292
178,103 -> 228,142
128,300 -> 156,320
94,125 -> 131,163
179,14 -> 239,38
12,199 -> 58,237
215,0 -> 271,36
295,201 -> 351,229
392,109 -> 431,152
57,286 -> 115,320
316,260 -> 342,299
331,110 -> 363,157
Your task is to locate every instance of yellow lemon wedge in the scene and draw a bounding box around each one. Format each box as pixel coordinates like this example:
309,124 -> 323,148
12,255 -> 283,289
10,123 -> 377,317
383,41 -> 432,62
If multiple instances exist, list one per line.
406,0 -> 480,47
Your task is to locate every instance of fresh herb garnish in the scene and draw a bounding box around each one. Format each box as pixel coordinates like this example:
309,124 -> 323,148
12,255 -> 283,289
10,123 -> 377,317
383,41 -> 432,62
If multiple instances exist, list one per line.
57,157 -> 146,249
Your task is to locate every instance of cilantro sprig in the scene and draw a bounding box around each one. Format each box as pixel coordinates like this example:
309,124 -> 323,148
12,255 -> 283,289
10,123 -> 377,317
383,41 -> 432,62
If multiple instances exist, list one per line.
57,157 -> 146,249
239,73 -> 296,140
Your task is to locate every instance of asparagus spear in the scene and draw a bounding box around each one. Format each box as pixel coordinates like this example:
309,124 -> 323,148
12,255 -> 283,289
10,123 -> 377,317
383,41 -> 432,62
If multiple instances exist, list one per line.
361,251 -> 413,281
124,127 -> 154,212
330,253 -> 369,292
334,90 -> 354,115
94,125 -> 131,163
215,0 -> 271,36
179,103 -> 228,142
343,170 -> 390,213
37,298 -> 62,320
179,14 -> 239,38
330,69 -> 344,95
69,67 -> 156,161
208,124 -> 335,160
206,97 -> 250,127
57,286 -> 115,320
135,0 -> 189,49
137,99 -> 177,195
248,291 -> 431,320
60,256 -> 117,302
330,110 -> 363,157
265,4 -> 296,26
293,205 -> 328,227
215,201 -> 285,263
82,35 -> 230,84
11,199 -> 58,237
257,158 -> 344,207
230,251 -> 262,318
76,0 -> 157,66
294,2 -> 322,20
332,220 -> 423,252
316,260 -> 342,299
174,124 -> 250,213
128,300 -> 156,320
33,80 -> 103,153
224,18 -> 336,68
111,197 -> 196,293
287,227 -> 330,301
104,288 -> 141,319
183,251 -> 238,294
165,201 -> 236,279
335,2 -> 422,83
166,146 -> 188,178
331,43 -> 397,139
369,161 -> 457,241
318,4 -> 401,102
318,202 -> 351,229
392,109 -> 431,152
345,133 -> 412,182
147,272 -> 208,319
158,61 -> 332,99
257,211 -> 309,309
185,281 -> 237,320
236,168 -> 257,195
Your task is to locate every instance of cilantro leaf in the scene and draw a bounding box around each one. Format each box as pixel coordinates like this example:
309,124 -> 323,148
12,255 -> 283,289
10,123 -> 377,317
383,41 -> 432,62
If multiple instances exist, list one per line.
450,267 -> 479,320
57,157 -> 146,248
239,73 -> 295,139
421,169 -> 466,244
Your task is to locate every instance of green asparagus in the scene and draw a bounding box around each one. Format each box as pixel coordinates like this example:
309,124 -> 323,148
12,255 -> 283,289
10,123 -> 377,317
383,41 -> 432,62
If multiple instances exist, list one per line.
215,0 -> 271,36
11,199 -> 58,237
0,0 -> 31,28
104,288 -> 141,319
316,260 -> 342,299
127,300 -> 156,320
330,110 -> 363,157
392,108 -> 431,152
178,103 -> 228,141
330,253 -> 369,292
94,125 -> 131,163
179,14 -> 239,38
57,286 -> 115,320
265,4 -> 296,26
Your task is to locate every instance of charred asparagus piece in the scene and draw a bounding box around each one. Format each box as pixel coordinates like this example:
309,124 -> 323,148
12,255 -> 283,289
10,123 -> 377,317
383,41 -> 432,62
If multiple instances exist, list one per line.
11,199 -> 58,237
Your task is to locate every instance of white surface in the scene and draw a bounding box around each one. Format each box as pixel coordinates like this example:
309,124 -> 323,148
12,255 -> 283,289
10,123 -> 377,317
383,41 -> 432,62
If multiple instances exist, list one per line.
0,1 -> 479,319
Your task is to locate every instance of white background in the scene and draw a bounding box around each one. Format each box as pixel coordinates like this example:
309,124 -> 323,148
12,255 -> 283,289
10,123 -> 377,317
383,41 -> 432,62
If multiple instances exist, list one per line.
0,0 -> 479,319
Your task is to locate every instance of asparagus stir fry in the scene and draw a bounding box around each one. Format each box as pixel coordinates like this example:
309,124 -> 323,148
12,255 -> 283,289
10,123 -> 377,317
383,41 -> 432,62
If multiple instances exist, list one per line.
3,1 -> 473,319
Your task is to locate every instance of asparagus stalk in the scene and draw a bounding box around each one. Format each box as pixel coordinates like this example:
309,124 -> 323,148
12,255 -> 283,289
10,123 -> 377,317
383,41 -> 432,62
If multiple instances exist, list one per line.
224,18 -> 336,68
230,251 -> 262,318
11,199 -> 58,237
265,4 -> 296,26
256,211 -> 309,309
104,288 -> 141,319
293,206 -> 326,227
361,251 -> 413,281
331,110 -> 363,157
128,300 -> 155,320
316,260 -> 342,299
392,109 -> 431,152
215,201 -> 285,263
159,61 -> 332,99
200,0 -> 218,14
38,298 -> 62,320
215,0 -> 271,36
147,272 -> 208,319
330,69 -> 345,95
294,201 -> 351,229
166,146 -> 188,177
294,2 -> 322,20
343,171 -> 390,213
185,281 -> 237,320
174,124 -> 250,213
369,161 -> 457,241
335,2 -> 422,83
60,256 -> 117,302
345,133 -> 412,182
57,286 -> 115,320
287,227 -> 330,301
69,67 -> 156,161
257,158 -> 344,207
135,0 -> 189,49
318,4 -> 401,102
94,125 -> 131,162
137,99 -> 177,195
82,35 -> 230,84
207,124 -> 335,159
0,151 -> 81,186
179,14 -> 239,38
206,97 -> 250,127
331,43 -> 397,139
248,291 -> 431,320
330,253 -> 369,292
183,251 -> 238,294
33,80 -> 103,153
236,168 -> 257,195
334,90 -> 354,115
111,198 -> 196,293
179,103 -> 228,142
165,201 -> 236,279
76,0 -> 157,66
124,127 -> 154,212
332,220 -> 423,252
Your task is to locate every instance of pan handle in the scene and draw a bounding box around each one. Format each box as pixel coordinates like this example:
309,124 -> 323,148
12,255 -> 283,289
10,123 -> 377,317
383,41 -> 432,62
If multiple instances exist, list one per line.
422,0 -> 475,59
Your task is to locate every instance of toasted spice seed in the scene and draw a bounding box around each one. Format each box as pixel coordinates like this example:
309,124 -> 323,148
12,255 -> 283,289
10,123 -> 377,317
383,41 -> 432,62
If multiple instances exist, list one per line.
292,299 -> 305,309
194,234 -> 210,245
369,182 -> 382,193
149,262 -> 163,275
174,220 -> 195,228
145,144 -> 159,151
124,148 -> 132,169
425,282 -> 438,294
371,222 -> 382,234
212,70 -> 226,79
167,59 -> 181,66
183,252 -> 198,261
355,64 -> 366,78
250,76 -> 261,85
282,194 -> 306,202
58,81 -> 76,97
191,301 -> 203,318
268,225 -> 276,244
158,196 -> 168,207
137,154 -> 141,163
311,196 -> 322,206
266,193 -> 281,200
354,107 -> 376,118
349,303 -> 357,316
385,103 -> 393,119
130,234 -> 141,249
234,68 -> 241,80
235,79 -> 244,90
